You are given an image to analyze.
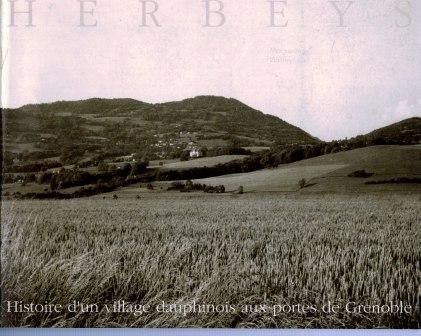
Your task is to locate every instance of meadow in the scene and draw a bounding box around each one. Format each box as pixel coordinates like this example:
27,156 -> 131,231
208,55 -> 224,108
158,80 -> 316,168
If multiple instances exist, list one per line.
1,193 -> 420,328
156,155 -> 249,170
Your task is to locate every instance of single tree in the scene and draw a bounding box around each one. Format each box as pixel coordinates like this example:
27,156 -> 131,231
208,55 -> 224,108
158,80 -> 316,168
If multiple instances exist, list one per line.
298,178 -> 306,189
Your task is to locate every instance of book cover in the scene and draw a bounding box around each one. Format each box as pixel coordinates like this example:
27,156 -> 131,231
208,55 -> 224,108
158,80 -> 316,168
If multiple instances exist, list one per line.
1,0 -> 420,331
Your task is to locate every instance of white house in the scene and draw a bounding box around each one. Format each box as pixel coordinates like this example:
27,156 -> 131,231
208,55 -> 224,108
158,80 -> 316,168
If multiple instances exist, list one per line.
184,143 -> 204,158
189,146 -> 203,158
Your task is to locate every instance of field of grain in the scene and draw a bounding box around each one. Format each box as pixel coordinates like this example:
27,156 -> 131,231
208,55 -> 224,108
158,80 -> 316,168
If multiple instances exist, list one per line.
1,194 -> 420,328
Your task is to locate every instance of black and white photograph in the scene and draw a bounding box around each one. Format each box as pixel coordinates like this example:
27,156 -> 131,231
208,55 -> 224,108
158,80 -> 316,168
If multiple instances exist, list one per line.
1,0 -> 420,330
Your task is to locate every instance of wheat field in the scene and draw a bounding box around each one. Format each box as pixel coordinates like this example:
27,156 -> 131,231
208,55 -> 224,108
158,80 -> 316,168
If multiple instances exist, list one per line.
1,193 -> 420,328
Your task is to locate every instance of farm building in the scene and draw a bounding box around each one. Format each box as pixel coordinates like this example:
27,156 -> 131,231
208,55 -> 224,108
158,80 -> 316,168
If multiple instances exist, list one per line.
184,142 -> 204,158
189,146 -> 203,158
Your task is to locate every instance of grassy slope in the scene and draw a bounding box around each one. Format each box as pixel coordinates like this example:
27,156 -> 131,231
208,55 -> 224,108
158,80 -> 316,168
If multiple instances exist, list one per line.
157,155 -> 249,170
192,145 -> 421,193
9,146 -> 419,197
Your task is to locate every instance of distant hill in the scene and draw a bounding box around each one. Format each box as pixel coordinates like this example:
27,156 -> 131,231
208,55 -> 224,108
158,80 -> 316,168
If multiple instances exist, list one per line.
17,98 -> 151,114
3,96 -> 319,163
360,117 -> 421,145
3,97 -> 421,197
3,96 -> 420,170
5,96 -> 318,144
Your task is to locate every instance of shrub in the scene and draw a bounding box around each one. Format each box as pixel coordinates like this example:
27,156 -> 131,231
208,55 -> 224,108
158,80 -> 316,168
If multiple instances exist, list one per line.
298,178 -> 306,189
180,151 -> 190,161
97,161 -> 109,172
348,170 -> 373,178
167,182 -> 185,191
204,185 -> 225,194
366,177 -> 421,184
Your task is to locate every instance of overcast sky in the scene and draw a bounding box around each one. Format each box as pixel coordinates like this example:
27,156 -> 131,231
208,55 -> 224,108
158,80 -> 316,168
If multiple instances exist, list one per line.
1,0 -> 420,140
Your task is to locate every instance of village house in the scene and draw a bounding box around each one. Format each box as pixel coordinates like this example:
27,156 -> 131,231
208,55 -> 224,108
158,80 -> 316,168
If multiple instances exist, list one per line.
185,142 -> 204,158
189,146 -> 203,158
